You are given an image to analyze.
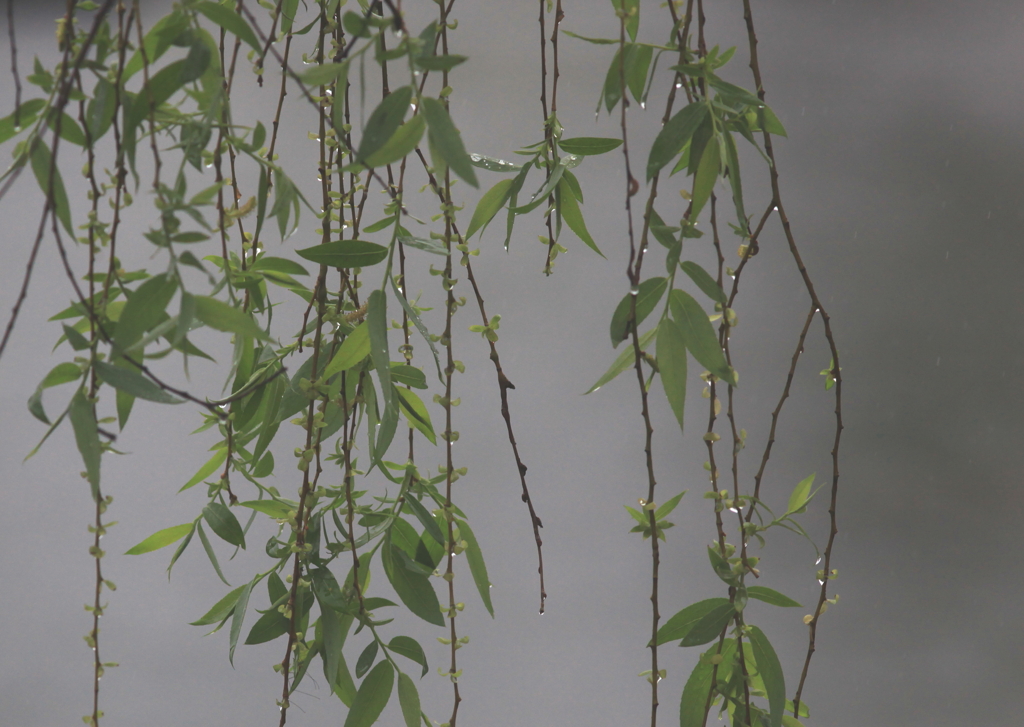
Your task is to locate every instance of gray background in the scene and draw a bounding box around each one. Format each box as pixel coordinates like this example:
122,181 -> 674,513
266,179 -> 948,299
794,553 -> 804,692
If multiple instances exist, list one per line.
2,1 -> 1022,725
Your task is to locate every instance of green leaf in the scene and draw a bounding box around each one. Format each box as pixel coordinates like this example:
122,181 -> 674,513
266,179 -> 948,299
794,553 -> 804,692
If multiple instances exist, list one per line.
295,240 -> 389,269
397,672 -> 421,727
680,261 -> 727,305
656,597 -> 731,645
194,2 -> 261,52
627,43 -> 653,103
180,448 -> 229,492
558,137 -> 622,156
390,364 -> 427,389
787,473 -> 815,514
609,277 -> 667,347
383,544 -> 444,626
669,289 -> 736,386
203,502 -> 246,548
302,60 -> 351,87
193,295 -> 271,341
244,609 -> 290,645
585,327 -> 657,394
114,274 -> 178,353
93,360 -> 183,404
29,139 -> 73,236
556,177 -> 603,256
28,362 -> 82,424
355,641 -> 379,678
420,96 -> 478,187
68,388 -> 101,501
465,178 -> 513,239
679,601 -> 735,647
86,78 -> 116,141
0,99 -> 45,144
196,521 -> 231,586
362,114 -> 425,169
125,522 -> 194,555
680,645 -> 728,727
509,161 -> 564,215
391,276 -> 443,384
782,717 -> 806,727
229,577 -> 256,665
402,494 -> 444,546
368,290 -> 398,462
47,110 -> 86,147
456,518 -> 494,617
722,130 -> 748,236
357,86 -> 412,162
238,498 -> 295,520
748,626 -> 786,727
190,584 -> 245,626
414,54 -> 468,72
655,491 -> 685,520
311,567 -> 349,613
648,103 -> 707,181
388,635 -> 428,678
656,319 -> 688,433
324,322 -> 370,378
690,134 -> 721,220
468,153 -> 521,173
708,75 -> 764,108
396,387 -> 435,444
250,256 -> 309,276
166,521 -> 196,578
343,660 -> 394,727
761,105 -> 787,137
747,586 -> 802,608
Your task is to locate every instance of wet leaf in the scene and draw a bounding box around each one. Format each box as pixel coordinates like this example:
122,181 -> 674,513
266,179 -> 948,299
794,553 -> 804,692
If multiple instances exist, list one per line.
558,137 -> 622,156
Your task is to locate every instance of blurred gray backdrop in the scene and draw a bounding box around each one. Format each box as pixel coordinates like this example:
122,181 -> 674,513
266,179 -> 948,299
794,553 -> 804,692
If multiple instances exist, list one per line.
2,1 -> 1022,725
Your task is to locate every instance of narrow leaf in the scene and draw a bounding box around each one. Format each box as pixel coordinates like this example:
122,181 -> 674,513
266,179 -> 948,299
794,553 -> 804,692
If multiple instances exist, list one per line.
357,86 -> 412,161
748,626 -> 786,727
556,177 -> 603,256
388,635 -> 428,678
679,601 -> 735,647
420,96 -> 478,187
680,261 -> 727,304
657,319 -> 688,432
656,597 -> 731,645
180,448 -> 228,492
68,388 -> 101,500
383,544 -> 444,626
93,360 -> 183,404
323,322 -> 370,378
362,114 -> 425,168
585,327 -> 657,394
747,586 -> 802,608
194,2 -> 261,52
190,585 -> 245,626
690,134 -> 721,220
296,240 -> 389,269
125,523 -> 194,555
609,277 -> 667,347
787,473 -> 815,515
193,295 -> 271,341
229,577 -> 255,665
203,502 -> 246,548
465,178 -> 513,239
29,139 -> 73,236
397,672 -> 421,727
456,518 -> 494,617
343,660 -> 394,727
669,289 -> 736,386
558,137 -> 622,156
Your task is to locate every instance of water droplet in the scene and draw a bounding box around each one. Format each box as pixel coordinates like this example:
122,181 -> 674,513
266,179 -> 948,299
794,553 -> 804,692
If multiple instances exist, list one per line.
640,102 -> 646,109
815,557 -> 822,565
629,285 -> 639,296
675,82 -> 683,89
817,579 -> 825,585
538,609 -> 545,616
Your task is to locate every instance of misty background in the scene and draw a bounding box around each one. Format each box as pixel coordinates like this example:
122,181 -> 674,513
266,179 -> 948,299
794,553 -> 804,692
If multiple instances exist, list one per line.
2,1 -> 1022,725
